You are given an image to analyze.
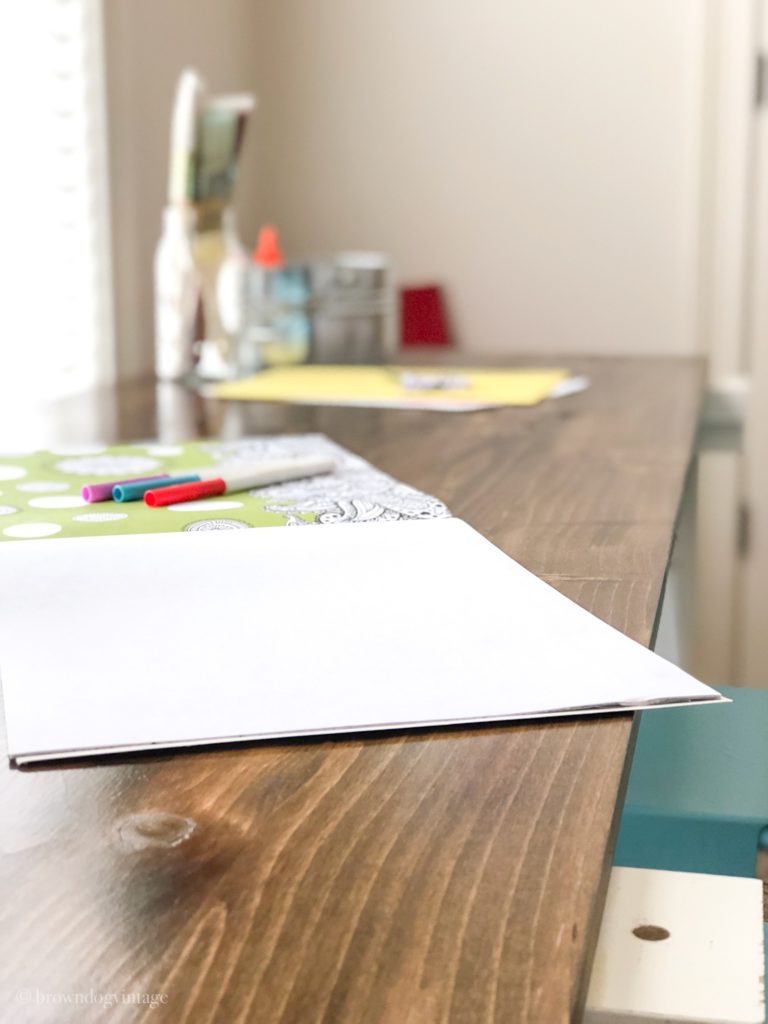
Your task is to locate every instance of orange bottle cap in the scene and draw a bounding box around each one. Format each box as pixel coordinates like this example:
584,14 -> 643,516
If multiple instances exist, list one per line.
252,225 -> 284,268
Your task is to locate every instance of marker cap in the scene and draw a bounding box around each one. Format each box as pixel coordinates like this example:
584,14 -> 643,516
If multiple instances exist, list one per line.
82,475 -> 170,503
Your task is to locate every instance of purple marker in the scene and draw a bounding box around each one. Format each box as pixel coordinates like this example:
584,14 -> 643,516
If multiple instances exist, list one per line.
81,475 -> 170,503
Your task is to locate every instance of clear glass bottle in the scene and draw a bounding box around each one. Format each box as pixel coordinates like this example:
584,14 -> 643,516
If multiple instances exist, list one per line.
154,206 -> 198,381
192,204 -> 249,380
243,226 -> 311,370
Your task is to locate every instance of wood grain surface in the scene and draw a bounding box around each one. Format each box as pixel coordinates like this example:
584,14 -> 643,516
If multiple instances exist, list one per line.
0,357 -> 703,1024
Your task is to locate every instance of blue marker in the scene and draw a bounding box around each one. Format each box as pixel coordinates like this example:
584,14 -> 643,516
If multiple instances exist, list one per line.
113,474 -> 201,502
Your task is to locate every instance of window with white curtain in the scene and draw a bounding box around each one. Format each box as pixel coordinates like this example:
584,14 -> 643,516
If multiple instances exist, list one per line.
1,0 -> 114,404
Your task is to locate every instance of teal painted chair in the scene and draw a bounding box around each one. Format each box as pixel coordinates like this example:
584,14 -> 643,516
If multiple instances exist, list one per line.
615,684 -> 768,1021
615,684 -> 768,878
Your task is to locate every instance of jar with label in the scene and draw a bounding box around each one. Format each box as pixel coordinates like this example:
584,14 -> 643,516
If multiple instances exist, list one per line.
243,226 -> 311,371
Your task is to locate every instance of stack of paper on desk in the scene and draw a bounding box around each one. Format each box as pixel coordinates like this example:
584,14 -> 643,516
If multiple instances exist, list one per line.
211,365 -> 572,410
0,518 -> 723,764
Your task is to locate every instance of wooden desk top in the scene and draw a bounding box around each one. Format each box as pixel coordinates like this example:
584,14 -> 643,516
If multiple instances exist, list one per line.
0,357 -> 703,1024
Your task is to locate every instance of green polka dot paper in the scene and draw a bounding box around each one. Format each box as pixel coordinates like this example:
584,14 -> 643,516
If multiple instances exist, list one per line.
0,435 -> 450,541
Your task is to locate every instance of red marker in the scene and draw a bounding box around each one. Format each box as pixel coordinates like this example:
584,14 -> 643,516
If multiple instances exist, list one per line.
144,457 -> 334,507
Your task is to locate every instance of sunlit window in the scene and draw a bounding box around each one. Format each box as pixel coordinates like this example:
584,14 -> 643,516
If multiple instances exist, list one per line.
1,0 -> 114,404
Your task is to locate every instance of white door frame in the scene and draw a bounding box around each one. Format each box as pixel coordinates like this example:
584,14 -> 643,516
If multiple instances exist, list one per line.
697,0 -> 761,389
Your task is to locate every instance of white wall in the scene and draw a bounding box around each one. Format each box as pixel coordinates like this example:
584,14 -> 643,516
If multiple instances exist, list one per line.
252,0 -> 707,356
104,0 -> 710,375
103,0 -> 266,380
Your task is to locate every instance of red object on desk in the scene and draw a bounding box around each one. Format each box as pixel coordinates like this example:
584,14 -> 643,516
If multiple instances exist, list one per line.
145,479 -> 225,507
400,285 -> 450,347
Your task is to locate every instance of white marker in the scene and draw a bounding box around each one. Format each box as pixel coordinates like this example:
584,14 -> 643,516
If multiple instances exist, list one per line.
144,457 -> 335,507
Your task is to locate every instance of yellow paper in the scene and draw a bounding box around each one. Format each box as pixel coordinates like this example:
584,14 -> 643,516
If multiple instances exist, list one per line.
212,365 -> 569,409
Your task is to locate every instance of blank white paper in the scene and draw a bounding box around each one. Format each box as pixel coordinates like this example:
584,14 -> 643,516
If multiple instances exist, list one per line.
0,518 -> 723,763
